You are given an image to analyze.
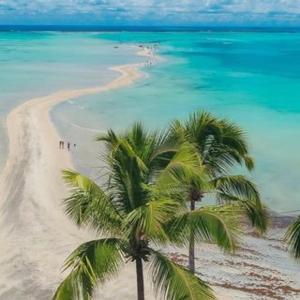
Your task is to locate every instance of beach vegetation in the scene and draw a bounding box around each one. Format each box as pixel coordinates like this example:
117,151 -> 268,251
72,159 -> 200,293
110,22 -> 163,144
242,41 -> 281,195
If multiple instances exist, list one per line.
53,123 -> 239,300
285,216 -> 300,259
168,111 -> 267,273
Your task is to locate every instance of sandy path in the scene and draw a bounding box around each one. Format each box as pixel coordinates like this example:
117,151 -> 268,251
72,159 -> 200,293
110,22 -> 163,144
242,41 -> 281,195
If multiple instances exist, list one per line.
0,50 -> 153,299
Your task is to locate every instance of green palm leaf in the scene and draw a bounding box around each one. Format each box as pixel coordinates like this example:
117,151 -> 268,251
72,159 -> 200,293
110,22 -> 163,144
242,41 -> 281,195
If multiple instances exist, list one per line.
167,206 -> 237,251
213,175 -> 268,232
62,170 -> 121,234
123,198 -> 182,242
53,238 -> 125,300
213,175 -> 260,201
157,143 -> 209,190
98,123 -> 176,173
170,110 -> 255,175
218,119 -> 252,167
285,216 -> 300,259
53,271 -> 92,300
150,250 -> 215,300
55,117 -> 263,299
108,135 -> 162,212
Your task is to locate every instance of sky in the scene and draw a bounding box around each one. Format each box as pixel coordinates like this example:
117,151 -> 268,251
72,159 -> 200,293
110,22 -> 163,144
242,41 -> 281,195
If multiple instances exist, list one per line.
0,0 -> 300,27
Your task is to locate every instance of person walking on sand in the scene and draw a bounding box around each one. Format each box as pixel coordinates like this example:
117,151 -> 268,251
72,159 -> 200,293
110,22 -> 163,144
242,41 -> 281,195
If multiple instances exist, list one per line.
67,142 -> 70,151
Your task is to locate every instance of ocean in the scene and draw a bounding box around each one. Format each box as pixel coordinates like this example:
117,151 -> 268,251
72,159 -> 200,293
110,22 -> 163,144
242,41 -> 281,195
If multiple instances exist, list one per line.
1,29 -> 300,213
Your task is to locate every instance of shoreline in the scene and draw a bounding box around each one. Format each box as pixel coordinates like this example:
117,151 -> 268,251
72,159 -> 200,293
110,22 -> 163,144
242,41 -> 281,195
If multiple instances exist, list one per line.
0,47 -> 150,200
0,47 -> 152,299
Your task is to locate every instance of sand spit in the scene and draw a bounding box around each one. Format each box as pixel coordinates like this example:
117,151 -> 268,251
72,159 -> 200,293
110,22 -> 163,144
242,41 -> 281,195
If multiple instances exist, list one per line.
0,48 -> 153,299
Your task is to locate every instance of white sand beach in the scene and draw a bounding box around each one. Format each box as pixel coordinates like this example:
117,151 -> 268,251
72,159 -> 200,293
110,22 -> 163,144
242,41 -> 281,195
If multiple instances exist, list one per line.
0,48 -> 158,299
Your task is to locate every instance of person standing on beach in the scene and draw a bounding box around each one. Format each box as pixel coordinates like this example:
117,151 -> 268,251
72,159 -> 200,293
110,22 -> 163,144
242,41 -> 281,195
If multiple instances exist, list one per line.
67,142 -> 70,151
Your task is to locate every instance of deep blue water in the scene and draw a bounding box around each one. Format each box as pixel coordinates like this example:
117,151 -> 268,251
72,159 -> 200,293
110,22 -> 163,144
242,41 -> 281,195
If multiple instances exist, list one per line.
1,25 -> 300,32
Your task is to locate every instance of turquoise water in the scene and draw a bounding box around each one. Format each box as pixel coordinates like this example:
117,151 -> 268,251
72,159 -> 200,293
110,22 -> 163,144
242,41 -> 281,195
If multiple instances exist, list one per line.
54,31 -> 300,213
1,31 -> 300,212
0,31 -> 141,166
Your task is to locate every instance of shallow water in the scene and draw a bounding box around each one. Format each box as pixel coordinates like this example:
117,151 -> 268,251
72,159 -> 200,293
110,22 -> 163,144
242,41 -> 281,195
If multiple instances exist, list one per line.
54,31 -> 300,213
0,31 -> 141,167
1,30 -> 300,213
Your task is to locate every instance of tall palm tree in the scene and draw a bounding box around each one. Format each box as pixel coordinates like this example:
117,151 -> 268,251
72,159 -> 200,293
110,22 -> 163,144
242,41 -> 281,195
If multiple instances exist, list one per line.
169,111 -> 267,273
53,123 -> 237,300
285,216 -> 300,259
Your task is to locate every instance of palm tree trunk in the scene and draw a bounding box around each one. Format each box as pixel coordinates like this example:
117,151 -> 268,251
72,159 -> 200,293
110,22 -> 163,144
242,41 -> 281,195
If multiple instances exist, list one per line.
189,198 -> 196,273
136,257 -> 145,300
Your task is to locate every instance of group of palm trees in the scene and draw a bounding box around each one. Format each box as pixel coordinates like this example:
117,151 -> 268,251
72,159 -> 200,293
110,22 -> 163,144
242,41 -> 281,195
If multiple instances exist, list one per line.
52,111 -> 299,300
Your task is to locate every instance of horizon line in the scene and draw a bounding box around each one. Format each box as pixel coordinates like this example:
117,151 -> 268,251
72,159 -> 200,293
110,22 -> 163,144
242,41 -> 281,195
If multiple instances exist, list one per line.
1,24 -> 300,33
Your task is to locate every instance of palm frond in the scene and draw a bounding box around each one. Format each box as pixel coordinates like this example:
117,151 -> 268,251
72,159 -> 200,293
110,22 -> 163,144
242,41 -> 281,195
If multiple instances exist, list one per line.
150,250 -> 215,300
169,119 -> 186,144
123,198 -> 182,242
107,138 -> 149,212
148,130 -> 179,172
213,175 -> 260,202
218,120 -> 247,152
185,111 -> 222,151
157,142 -> 209,192
213,175 -> 268,232
285,216 -> 300,259
53,238 -> 125,300
203,146 -> 243,176
217,118 -> 254,170
96,128 -> 120,154
53,271 -> 92,300
166,206 -> 238,251
62,170 -> 121,234
244,155 -> 255,171
171,111 -> 254,175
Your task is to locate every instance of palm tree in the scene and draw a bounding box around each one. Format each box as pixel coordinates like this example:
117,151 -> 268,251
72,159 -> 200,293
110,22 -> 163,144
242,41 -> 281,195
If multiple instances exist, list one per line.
53,123 -> 237,300
169,111 -> 267,273
285,216 -> 300,259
